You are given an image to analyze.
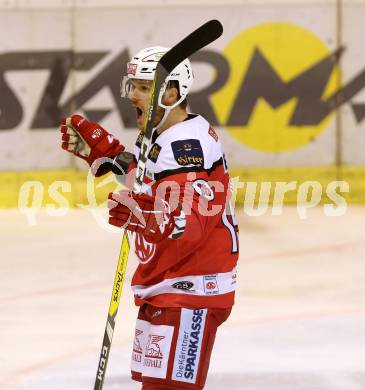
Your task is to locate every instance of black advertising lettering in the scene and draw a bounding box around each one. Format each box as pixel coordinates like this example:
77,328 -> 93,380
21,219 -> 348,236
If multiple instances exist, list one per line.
1,37 -> 365,132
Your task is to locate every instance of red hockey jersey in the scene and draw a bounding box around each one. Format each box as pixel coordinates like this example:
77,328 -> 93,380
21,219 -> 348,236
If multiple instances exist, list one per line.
129,115 -> 239,308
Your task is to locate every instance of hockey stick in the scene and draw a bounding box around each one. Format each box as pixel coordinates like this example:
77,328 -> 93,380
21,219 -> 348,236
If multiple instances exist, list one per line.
93,19 -> 223,390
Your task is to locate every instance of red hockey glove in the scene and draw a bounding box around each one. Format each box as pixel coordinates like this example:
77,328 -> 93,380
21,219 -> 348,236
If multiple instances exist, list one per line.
60,114 -> 124,174
108,190 -> 186,242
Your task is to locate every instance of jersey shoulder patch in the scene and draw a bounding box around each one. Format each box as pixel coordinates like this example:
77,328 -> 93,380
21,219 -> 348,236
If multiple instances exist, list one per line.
148,143 -> 162,163
208,125 -> 219,142
135,131 -> 144,148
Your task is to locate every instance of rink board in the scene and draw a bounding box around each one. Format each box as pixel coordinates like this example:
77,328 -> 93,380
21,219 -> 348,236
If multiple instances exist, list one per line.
1,2 -> 365,204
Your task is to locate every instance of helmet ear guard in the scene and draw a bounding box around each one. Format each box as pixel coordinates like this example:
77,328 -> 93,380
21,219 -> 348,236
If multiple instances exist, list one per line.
157,80 -> 187,110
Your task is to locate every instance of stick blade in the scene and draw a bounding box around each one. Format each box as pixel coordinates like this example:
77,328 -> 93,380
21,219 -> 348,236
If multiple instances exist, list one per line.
159,19 -> 223,73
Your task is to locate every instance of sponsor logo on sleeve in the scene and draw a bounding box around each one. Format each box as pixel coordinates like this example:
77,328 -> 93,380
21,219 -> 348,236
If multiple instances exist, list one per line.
172,308 -> 207,384
136,131 -> 144,148
171,139 -> 204,167
208,125 -> 219,142
203,275 -> 219,295
148,143 -> 161,163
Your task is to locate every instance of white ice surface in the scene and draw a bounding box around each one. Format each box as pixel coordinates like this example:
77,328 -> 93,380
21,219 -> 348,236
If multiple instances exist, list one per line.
1,206 -> 365,390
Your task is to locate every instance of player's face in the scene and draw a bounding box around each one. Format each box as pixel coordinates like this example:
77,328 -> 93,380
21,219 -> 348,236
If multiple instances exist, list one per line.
127,79 -> 164,131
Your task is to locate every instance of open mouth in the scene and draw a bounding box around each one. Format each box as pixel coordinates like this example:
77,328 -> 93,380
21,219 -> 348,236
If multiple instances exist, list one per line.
135,107 -> 143,119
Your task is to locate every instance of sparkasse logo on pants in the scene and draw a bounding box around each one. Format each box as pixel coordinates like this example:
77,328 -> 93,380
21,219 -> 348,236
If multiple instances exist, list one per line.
172,308 -> 207,384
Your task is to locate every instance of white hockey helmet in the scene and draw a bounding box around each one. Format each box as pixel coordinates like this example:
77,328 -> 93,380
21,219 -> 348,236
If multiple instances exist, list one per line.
120,46 -> 194,109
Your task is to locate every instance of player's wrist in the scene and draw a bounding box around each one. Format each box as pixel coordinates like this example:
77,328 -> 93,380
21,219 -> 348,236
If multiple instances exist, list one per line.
111,151 -> 134,175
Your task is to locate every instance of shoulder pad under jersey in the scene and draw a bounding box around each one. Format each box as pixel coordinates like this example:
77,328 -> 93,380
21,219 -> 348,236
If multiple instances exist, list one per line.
150,115 -> 225,180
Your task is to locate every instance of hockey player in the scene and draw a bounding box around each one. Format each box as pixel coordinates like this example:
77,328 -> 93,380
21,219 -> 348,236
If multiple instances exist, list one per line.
60,46 -> 239,390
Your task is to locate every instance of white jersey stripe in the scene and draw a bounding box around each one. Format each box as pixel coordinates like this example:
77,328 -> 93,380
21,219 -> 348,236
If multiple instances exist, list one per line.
132,267 -> 237,299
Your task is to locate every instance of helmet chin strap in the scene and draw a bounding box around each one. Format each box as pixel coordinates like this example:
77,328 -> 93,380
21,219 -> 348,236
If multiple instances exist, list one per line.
154,87 -> 186,131
154,105 -> 171,131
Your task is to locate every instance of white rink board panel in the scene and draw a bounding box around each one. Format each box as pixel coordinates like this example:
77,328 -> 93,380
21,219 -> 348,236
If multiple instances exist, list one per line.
2,3 -> 365,169
0,8 -> 73,170
0,0 -> 341,8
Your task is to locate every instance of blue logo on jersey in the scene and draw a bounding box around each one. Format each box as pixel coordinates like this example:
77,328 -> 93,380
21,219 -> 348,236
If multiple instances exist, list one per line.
171,139 -> 204,167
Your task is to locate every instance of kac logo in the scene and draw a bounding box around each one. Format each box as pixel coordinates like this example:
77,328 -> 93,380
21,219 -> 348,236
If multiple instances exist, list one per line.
135,233 -> 156,264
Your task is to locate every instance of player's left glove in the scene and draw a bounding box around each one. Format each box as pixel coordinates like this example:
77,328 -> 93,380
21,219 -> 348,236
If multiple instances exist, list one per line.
60,114 -> 125,176
108,190 -> 186,242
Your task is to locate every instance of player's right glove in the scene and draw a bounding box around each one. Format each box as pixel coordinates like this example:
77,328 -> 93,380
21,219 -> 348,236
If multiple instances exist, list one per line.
60,114 -> 125,175
108,190 -> 186,242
